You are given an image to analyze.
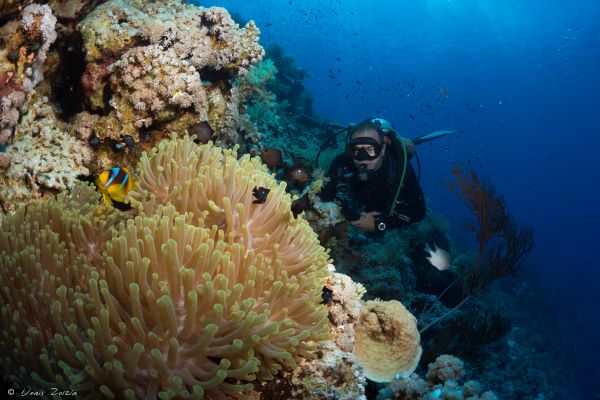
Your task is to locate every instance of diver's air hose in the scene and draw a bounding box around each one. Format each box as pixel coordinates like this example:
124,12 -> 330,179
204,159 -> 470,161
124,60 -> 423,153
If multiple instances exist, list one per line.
388,138 -> 408,217
314,126 -> 350,169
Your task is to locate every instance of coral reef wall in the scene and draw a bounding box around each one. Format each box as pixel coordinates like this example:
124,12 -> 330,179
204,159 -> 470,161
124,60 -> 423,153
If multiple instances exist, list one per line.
77,0 -> 263,150
0,0 -> 265,224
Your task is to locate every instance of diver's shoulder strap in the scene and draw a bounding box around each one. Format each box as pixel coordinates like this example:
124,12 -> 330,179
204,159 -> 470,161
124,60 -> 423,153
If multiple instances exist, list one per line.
385,136 -> 409,217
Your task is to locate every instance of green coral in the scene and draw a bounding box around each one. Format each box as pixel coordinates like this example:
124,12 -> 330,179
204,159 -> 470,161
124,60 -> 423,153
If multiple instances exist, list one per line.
247,59 -> 278,85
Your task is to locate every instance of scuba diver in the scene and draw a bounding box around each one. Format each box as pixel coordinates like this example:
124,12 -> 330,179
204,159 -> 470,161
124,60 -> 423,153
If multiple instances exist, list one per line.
319,117 -> 449,232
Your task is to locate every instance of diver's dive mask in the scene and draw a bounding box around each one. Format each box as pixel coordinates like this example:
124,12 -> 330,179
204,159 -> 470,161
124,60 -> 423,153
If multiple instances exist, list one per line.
348,137 -> 383,161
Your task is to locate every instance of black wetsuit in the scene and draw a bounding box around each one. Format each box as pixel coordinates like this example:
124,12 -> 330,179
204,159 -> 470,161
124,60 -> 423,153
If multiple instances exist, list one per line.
320,144 -> 426,230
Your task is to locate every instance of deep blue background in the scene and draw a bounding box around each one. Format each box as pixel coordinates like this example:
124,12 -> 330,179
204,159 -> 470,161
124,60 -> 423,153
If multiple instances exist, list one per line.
198,0 -> 600,397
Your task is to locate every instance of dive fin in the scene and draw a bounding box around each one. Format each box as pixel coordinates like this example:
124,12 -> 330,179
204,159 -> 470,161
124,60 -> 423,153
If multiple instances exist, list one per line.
412,130 -> 461,145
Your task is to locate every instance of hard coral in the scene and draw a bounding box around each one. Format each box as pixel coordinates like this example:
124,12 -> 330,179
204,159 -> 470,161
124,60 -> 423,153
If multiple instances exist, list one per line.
0,0 -> 35,20
377,355 -> 499,400
0,135 -> 331,398
426,355 -> 465,384
376,373 -> 429,400
0,96 -> 92,218
354,300 -> 422,383
326,272 -> 366,352
285,272 -> 367,400
0,3 -> 57,145
289,341 -> 366,400
76,0 -> 264,152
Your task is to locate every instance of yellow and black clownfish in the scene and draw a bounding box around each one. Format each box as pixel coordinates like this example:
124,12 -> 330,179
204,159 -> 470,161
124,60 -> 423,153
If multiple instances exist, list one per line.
96,166 -> 133,206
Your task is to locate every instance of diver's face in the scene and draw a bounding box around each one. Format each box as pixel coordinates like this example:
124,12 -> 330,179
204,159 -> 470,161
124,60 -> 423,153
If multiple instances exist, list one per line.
351,129 -> 385,171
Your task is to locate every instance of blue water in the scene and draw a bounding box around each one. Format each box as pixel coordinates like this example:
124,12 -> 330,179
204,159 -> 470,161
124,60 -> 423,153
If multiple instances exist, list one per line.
199,0 -> 600,397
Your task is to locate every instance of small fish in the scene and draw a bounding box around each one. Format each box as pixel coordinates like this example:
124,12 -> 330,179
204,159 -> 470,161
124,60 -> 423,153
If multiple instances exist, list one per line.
96,167 -> 133,206
438,87 -> 449,99
333,221 -> 349,239
321,286 -> 334,305
291,193 -> 310,218
409,113 -> 415,120
260,147 -> 283,171
284,165 -> 311,189
252,186 -> 270,204
424,242 -> 450,271
318,226 -> 334,245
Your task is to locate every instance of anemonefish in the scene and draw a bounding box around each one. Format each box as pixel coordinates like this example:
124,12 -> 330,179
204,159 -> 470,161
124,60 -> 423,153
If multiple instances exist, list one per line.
96,167 -> 133,205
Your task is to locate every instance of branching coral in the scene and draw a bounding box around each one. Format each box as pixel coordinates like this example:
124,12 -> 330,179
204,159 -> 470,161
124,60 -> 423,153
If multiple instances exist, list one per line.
0,135 -> 330,399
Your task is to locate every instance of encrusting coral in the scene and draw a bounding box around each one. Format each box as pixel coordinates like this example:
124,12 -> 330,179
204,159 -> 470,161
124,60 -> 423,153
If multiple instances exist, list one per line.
0,135 -> 331,399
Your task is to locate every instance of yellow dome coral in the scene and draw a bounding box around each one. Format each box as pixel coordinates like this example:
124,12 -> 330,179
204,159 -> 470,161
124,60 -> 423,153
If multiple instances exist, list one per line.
0,136 -> 330,399
353,300 -> 422,383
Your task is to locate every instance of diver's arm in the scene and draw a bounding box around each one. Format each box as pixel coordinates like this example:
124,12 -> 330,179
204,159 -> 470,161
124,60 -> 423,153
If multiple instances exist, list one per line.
319,154 -> 350,202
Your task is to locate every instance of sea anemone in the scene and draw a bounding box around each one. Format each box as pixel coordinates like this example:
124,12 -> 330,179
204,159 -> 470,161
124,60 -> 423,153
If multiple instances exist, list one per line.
0,136 -> 331,399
